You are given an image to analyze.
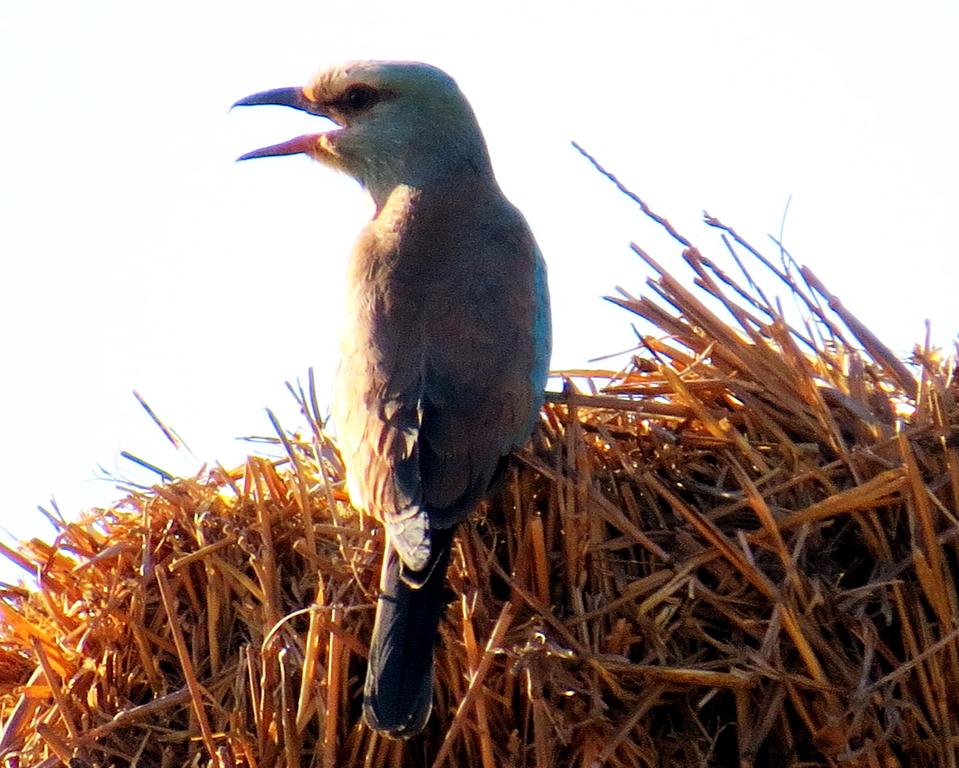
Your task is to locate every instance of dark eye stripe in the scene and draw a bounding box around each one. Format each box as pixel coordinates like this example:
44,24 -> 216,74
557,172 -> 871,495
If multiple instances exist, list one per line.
342,85 -> 380,112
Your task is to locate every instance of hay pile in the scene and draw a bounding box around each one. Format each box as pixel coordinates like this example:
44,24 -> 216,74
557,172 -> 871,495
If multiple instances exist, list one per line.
2,160 -> 957,768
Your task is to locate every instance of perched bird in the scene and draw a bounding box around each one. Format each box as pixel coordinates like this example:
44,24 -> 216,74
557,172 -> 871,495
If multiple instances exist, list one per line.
234,61 -> 551,738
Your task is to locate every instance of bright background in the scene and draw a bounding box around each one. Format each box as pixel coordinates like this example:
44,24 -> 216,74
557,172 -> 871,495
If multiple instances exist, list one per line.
1,2 -> 956,578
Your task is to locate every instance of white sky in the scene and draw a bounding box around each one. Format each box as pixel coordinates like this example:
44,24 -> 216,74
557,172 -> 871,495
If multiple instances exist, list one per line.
1,2 -> 956,578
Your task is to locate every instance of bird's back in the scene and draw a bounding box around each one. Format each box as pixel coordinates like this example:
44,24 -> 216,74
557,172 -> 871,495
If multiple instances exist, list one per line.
334,173 -> 550,544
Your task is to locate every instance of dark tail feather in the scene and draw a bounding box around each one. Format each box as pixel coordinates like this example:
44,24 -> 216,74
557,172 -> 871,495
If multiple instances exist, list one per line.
363,527 -> 455,738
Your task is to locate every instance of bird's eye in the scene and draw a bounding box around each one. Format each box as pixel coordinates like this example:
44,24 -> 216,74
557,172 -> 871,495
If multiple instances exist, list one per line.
343,86 -> 379,112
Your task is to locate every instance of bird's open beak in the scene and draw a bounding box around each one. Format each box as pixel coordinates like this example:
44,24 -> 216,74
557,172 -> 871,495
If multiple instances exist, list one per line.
235,135 -> 324,161
232,86 -> 314,113
232,87 -> 332,162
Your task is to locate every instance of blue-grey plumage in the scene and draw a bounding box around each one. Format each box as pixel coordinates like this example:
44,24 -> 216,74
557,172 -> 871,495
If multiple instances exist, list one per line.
234,60 -> 551,738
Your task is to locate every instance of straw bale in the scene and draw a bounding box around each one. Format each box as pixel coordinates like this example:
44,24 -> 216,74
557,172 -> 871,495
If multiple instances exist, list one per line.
2,153 -> 957,767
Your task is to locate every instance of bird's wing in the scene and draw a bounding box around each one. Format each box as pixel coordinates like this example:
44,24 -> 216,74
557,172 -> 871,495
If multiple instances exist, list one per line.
418,212 -> 550,527
334,314 -> 432,571
332,211 -> 435,570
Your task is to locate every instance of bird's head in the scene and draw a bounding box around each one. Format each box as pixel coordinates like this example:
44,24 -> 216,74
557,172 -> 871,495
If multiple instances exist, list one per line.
234,61 -> 492,203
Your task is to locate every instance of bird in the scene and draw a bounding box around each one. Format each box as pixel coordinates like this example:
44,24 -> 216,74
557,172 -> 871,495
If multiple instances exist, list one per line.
233,60 -> 551,738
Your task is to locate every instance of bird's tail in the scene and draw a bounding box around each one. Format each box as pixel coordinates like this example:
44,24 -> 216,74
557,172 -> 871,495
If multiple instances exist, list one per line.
363,526 -> 455,738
